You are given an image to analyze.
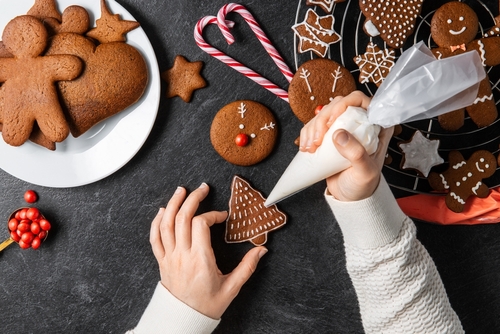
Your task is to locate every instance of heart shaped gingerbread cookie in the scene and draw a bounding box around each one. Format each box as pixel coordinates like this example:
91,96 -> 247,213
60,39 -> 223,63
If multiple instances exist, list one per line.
45,32 -> 148,137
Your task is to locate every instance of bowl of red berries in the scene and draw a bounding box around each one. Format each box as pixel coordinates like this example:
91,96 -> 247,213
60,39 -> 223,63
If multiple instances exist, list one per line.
2,207 -> 51,251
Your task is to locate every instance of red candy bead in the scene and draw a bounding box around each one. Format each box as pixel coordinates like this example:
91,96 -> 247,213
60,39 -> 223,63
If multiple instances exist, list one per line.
314,105 -> 323,115
235,133 -> 249,147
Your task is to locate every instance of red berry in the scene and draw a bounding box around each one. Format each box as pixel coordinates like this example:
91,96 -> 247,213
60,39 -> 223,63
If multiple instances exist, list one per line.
30,221 -> 41,235
39,219 -> 51,231
8,218 -> 19,231
17,222 -> 30,233
21,232 -> 34,245
38,231 -> 47,240
31,237 -> 41,250
314,105 -> 323,115
18,208 -> 28,220
235,133 -> 249,147
26,208 -> 40,221
24,190 -> 38,203
18,240 -> 30,249
10,231 -> 21,242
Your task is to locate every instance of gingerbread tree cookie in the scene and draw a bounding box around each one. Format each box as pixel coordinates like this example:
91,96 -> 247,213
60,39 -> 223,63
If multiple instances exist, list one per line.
428,150 -> 497,213
353,41 -> 395,87
225,175 -> 287,246
360,0 -> 424,48
430,2 -> 500,131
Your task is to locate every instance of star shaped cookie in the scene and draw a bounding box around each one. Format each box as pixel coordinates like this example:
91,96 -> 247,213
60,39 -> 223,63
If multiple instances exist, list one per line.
161,55 -> 207,103
86,0 -> 140,44
292,9 -> 341,57
354,41 -> 395,87
306,0 -> 345,13
398,130 -> 444,177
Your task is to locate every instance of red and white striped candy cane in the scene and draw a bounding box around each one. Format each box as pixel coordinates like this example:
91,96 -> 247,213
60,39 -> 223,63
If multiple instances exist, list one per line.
194,4 -> 292,102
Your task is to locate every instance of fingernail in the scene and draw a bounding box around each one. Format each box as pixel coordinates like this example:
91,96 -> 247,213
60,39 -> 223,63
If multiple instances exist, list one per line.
258,248 -> 268,259
174,187 -> 183,194
313,131 -> 320,143
199,182 -> 208,189
334,131 -> 349,146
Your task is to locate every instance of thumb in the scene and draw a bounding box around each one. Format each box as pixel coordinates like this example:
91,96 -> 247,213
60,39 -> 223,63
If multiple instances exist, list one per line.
223,246 -> 267,297
333,129 -> 370,168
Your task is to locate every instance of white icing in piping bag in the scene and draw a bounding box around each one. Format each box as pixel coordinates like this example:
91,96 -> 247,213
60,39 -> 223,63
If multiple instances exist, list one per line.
265,42 -> 486,207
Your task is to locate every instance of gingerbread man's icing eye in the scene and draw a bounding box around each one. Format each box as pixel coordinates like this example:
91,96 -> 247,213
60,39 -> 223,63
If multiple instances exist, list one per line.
459,16 -> 464,21
447,19 -> 452,24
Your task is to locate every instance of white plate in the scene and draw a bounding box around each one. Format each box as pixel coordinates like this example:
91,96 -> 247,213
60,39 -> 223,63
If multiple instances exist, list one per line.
0,0 -> 161,187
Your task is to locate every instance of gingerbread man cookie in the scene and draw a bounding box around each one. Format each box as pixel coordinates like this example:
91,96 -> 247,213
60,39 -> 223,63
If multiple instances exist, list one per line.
0,15 -> 82,146
428,150 -> 497,213
430,2 -> 500,131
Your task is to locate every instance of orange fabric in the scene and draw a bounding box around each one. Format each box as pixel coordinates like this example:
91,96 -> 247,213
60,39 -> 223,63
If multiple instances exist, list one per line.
396,187 -> 500,225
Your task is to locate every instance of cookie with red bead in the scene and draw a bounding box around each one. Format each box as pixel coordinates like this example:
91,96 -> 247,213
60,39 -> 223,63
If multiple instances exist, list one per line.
288,58 -> 356,125
210,100 -> 277,166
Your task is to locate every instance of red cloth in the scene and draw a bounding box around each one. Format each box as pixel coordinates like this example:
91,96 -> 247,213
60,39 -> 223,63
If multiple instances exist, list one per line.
396,187 -> 500,225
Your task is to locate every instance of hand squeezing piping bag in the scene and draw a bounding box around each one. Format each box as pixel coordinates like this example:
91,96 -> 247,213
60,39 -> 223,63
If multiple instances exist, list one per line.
265,42 -> 486,207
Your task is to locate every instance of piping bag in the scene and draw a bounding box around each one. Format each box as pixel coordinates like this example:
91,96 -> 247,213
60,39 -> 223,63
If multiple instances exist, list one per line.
265,42 -> 486,207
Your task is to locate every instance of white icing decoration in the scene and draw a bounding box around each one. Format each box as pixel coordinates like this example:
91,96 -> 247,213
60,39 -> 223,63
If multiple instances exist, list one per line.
398,130 -> 444,177
364,20 -> 380,36
473,94 -> 494,105
260,122 -> 275,131
300,68 -> 313,93
238,102 -> 246,118
239,124 -> 245,129
453,161 -> 466,169
331,66 -> 343,93
472,181 -> 482,195
449,26 -> 466,35
450,192 -> 466,204
354,42 -> 396,85
477,40 -> 486,66
476,161 -> 485,173
440,174 -> 449,189
250,133 -> 256,138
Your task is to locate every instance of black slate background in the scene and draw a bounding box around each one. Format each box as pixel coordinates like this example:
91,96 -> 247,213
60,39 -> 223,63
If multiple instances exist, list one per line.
1,0 -> 500,333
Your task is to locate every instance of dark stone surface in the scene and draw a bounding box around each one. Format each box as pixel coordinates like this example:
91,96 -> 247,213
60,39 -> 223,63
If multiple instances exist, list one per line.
1,0 -> 500,333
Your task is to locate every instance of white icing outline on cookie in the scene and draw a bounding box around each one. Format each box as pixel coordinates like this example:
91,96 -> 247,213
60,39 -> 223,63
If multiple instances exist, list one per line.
449,26 -> 466,35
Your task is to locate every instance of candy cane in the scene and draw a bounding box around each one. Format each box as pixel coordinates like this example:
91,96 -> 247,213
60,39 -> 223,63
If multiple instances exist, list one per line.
194,4 -> 292,102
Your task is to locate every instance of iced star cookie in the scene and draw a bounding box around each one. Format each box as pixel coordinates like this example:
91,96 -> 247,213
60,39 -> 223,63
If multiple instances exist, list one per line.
306,0 -> 345,13
353,41 -> 395,87
398,130 -> 444,177
210,100 -> 278,166
288,59 -> 356,124
292,9 -> 341,58
225,175 -> 287,246
428,150 -> 497,213
360,0 -> 423,48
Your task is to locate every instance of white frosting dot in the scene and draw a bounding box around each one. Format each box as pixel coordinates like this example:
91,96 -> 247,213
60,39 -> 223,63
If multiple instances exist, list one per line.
239,124 -> 245,129
250,133 -> 256,138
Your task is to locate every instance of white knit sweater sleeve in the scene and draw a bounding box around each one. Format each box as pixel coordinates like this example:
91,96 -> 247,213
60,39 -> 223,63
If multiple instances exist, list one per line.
126,281 -> 220,334
325,176 -> 464,333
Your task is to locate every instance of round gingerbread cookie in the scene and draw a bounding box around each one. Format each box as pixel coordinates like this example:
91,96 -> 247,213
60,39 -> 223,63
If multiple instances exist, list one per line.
210,100 -> 277,166
288,58 -> 356,124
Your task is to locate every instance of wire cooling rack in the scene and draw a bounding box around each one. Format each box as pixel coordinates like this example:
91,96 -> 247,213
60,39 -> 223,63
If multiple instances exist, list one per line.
294,0 -> 500,197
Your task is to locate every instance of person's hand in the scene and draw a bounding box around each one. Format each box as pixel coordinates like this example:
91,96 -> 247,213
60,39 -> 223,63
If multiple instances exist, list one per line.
150,183 -> 267,320
299,91 -> 394,201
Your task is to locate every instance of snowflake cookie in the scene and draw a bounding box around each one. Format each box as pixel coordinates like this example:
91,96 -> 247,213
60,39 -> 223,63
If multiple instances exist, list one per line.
353,41 -> 395,87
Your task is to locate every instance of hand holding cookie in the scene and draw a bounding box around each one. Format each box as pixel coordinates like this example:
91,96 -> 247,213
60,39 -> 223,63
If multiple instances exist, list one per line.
150,183 -> 267,319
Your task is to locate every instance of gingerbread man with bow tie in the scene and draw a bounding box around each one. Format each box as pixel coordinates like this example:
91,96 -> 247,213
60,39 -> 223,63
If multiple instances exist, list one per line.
430,1 -> 500,131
